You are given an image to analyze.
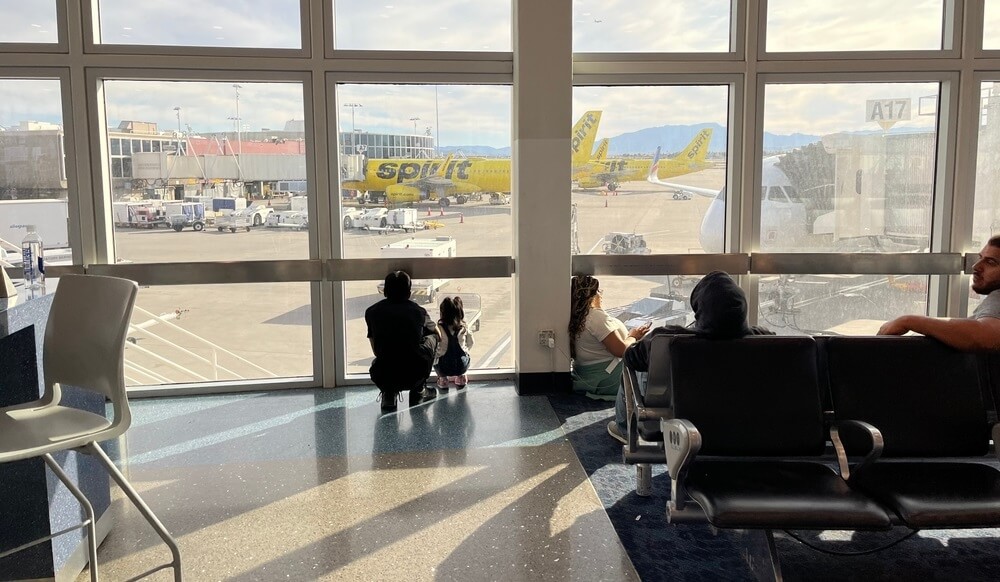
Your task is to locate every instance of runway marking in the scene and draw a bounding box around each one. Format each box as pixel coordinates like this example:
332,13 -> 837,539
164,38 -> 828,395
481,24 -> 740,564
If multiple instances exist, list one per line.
475,331 -> 511,369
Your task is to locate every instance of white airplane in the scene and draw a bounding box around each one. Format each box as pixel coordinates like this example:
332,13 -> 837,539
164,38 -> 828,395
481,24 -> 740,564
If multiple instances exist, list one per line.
647,151 -> 807,253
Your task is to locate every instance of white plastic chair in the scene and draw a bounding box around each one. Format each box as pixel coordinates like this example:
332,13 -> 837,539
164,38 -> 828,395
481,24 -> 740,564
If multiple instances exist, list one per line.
0,275 -> 182,581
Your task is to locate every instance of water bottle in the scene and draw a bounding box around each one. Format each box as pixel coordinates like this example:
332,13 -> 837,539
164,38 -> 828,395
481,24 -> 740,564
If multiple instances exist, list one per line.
21,225 -> 44,291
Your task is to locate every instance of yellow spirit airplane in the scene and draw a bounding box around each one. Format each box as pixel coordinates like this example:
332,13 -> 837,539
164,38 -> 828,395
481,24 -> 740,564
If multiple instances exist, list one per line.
343,111 -> 604,206
575,128 -> 714,191
591,138 -> 609,161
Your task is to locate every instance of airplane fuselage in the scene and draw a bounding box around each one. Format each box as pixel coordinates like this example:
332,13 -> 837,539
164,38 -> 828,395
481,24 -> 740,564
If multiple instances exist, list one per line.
342,157 -> 511,204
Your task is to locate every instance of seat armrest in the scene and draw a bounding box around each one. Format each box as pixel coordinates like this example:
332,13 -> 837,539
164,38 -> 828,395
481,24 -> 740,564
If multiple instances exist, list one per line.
663,418 -> 701,511
622,365 -> 640,450
831,419 -> 883,480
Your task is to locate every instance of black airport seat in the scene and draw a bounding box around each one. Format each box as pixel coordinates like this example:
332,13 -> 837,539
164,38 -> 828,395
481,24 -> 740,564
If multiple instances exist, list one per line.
663,335 -> 892,531
825,336 -> 1000,528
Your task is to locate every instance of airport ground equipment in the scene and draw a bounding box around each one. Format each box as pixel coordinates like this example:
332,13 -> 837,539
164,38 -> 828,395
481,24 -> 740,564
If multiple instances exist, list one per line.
603,232 -> 651,255
357,207 -> 389,229
377,236 -> 457,303
112,201 -> 167,229
166,201 -> 206,231
267,195 -> 311,230
0,199 -> 70,249
364,208 -> 424,233
216,203 -> 273,232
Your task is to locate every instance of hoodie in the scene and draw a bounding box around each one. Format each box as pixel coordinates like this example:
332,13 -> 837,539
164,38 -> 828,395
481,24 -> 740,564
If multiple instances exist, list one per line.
624,271 -> 773,372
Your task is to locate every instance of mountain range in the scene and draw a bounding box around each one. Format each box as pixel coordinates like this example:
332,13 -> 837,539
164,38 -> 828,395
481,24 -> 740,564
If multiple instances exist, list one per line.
438,122 -> 823,157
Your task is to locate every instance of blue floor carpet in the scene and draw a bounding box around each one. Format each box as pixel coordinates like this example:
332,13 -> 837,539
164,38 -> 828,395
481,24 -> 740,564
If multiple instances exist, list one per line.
547,393 -> 1000,582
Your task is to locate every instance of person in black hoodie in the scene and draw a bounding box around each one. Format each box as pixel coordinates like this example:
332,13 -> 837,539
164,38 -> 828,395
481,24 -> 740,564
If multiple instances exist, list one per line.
366,271 -> 440,412
608,271 -> 774,443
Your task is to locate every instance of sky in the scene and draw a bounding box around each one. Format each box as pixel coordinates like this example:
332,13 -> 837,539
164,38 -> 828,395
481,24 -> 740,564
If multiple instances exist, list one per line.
0,1 -> 975,147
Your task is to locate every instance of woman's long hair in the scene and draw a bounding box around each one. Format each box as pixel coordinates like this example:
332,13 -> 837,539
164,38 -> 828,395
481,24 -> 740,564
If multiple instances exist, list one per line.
569,275 -> 600,358
439,296 -> 465,332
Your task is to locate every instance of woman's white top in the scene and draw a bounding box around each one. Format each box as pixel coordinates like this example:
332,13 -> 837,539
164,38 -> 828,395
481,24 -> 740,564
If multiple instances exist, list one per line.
574,308 -> 628,365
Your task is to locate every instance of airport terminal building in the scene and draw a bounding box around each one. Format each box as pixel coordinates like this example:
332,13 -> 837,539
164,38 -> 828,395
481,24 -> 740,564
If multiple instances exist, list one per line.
4,2 -> 1000,581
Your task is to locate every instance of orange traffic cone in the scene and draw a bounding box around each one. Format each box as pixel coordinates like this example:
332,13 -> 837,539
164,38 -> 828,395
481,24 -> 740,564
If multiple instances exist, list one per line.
459,213 -> 464,224
439,206 -> 445,217
426,206 -> 431,216
604,198 -> 608,208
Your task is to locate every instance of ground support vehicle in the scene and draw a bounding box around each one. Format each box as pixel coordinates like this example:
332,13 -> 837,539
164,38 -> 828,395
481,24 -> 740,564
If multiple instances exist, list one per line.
603,232 -> 651,255
341,206 -> 364,229
112,201 -> 167,229
167,202 -> 207,231
216,204 -> 273,232
376,236 -> 457,303
364,208 -> 424,233
357,207 -> 390,229
216,213 -> 253,232
489,193 -> 511,205
267,196 -> 310,230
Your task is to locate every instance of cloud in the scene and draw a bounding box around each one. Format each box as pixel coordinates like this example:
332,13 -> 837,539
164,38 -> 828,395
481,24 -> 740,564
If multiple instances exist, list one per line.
572,0 -> 731,52
98,0 -> 301,48
104,80 -> 304,134
334,0 -> 511,51
336,84 -> 511,147
0,79 -> 62,127
0,0 -> 57,43
766,0 -> 943,51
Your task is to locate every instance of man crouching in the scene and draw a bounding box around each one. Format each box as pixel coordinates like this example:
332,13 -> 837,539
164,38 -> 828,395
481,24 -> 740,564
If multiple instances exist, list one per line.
365,271 -> 440,412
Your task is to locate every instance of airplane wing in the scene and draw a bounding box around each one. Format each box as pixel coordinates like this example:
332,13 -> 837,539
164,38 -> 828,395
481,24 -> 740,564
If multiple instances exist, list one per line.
646,147 -> 719,197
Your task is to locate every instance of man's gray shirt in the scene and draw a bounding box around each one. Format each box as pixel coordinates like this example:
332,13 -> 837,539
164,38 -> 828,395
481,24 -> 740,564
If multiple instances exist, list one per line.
972,289 -> 1000,320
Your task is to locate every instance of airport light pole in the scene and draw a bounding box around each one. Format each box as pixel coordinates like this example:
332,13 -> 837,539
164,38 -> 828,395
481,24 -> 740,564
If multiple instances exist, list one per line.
233,83 -> 243,156
173,106 -> 182,154
409,116 -> 420,133
343,102 -> 362,154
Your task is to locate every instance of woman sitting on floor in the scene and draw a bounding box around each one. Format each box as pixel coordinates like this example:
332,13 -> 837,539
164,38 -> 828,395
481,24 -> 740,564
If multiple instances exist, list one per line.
569,275 -> 650,401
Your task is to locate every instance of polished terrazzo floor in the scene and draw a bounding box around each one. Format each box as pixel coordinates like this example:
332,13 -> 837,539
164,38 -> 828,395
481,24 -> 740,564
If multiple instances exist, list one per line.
80,384 -> 638,581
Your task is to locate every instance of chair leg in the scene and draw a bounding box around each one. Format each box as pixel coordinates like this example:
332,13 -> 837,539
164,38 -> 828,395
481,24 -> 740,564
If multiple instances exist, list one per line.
43,453 -> 99,582
85,442 -> 182,582
636,464 -> 652,497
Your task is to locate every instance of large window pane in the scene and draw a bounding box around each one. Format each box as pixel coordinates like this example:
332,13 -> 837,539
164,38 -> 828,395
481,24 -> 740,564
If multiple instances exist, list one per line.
573,86 -> 728,255
573,0 -> 730,53
102,80 -> 307,263
766,0 -> 944,52
96,0 -> 301,49
973,82 -> 1000,248
334,1 -> 511,51
0,79 -> 70,276
0,0 -> 57,44
758,275 -> 929,335
985,2 -> 1000,50
337,84 -> 511,258
344,278 -> 512,377
762,83 -> 938,252
125,283 -> 312,387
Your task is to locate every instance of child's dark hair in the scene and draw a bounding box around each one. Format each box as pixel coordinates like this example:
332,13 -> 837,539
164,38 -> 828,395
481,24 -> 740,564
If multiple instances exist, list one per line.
439,296 -> 465,329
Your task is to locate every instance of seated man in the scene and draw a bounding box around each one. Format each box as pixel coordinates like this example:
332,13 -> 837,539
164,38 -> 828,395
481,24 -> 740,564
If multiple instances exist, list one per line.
878,235 -> 1000,351
609,271 -> 774,443
365,271 -> 440,412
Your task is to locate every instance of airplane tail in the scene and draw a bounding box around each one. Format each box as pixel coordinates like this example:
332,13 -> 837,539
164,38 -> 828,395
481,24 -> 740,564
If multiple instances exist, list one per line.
591,138 -> 609,161
647,146 -> 662,181
571,110 -> 602,167
673,128 -> 713,164
435,154 -> 454,177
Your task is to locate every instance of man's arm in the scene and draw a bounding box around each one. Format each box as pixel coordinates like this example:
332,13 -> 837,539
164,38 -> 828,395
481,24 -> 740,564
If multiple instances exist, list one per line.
878,315 -> 1000,351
